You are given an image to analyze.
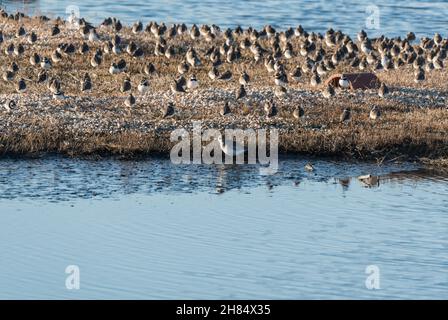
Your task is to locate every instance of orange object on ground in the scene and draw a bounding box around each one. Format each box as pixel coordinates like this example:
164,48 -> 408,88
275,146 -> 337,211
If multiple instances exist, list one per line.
325,72 -> 381,90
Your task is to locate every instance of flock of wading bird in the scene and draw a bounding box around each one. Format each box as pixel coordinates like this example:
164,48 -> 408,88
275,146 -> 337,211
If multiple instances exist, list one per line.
0,9 -> 446,123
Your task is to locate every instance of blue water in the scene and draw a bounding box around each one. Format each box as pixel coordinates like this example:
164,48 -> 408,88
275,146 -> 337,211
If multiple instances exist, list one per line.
0,157 -> 447,299
1,0 -> 448,37
0,0 -> 448,299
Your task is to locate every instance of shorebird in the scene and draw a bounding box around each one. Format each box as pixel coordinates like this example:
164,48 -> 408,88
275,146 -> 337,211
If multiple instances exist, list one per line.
16,78 -> 26,93
274,85 -> 287,99
90,53 -> 102,67
378,83 -> 389,97
358,174 -> 380,187
293,106 -> 305,121
51,24 -> 60,36
121,77 -> 132,92
340,108 -> 351,123
171,78 -> 186,94
218,70 -> 233,81
370,106 -> 381,120
165,46 -> 175,59
88,28 -> 99,42
117,59 -> 127,72
4,43 -> 14,56
316,63 -> 327,76
217,135 -> 246,157
15,25 -> 26,37
53,90 -> 65,100
290,66 -> 302,81
236,85 -> 246,100
322,85 -> 335,98
239,71 -> 250,86
3,70 -> 14,82
48,78 -> 61,94
339,75 -> 350,88
109,62 -> 120,74
310,73 -> 321,87
79,42 -> 90,55
40,57 -> 51,69
264,100 -> 278,118
304,163 -> 314,172
132,21 -> 143,34
414,68 -> 425,83
178,61 -> 189,75
132,47 -> 144,59
220,101 -> 231,116
51,49 -> 63,63
8,62 -> 19,73
124,93 -> 136,107
81,73 -> 92,92
274,71 -> 288,87
208,66 -> 219,80
37,70 -> 48,83
138,78 -> 149,94
162,102 -> 175,118
27,31 -> 37,44
126,41 -> 137,55
144,63 -> 156,75
187,74 -> 199,90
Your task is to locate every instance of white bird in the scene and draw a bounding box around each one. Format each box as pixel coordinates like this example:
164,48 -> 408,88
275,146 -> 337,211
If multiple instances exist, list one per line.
187,75 -> 199,90
138,79 -> 149,94
217,136 -> 246,157
339,75 -> 350,88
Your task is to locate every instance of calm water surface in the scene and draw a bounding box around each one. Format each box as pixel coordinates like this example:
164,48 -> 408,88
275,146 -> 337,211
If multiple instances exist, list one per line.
0,156 -> 447,299
0,0 -> 447,300
1,0 -> 448,37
